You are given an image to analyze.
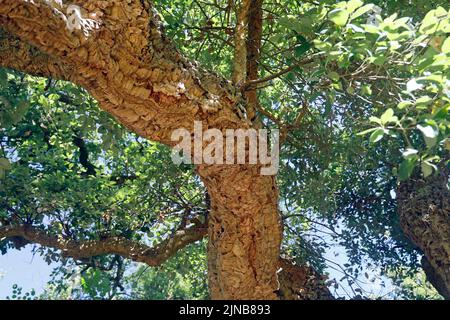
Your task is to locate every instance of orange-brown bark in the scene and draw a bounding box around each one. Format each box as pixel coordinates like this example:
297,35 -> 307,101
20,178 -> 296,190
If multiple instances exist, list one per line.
200,164 -> 281,299
245,0 -> 263,124
0,0 -> 246,143
278,258 -> 334,300
0,222 -> 207,266
397,165 -> 450,299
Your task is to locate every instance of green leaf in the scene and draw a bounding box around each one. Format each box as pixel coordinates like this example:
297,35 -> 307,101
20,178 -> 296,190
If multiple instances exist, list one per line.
420,8 -> 448,34
0,69 -> 7,88
364,24 -> 380,34
398,157 -> 418,181
442,37 -> 450,54
328,71 -> 340,82
361,84 -> 372,95
279,16 -> 303,33
346,0 -> 363,13
420,10 -> 438,34
398,101 -> 412,109
415,96 -> 432,106
329,8 -> 349,27
369,128 -> 385,143
351,4 -> 375,20
433,105 -> 449,120
421,161 -> 434,177
294,40 -> 312,57
346,86 -> 355,94
435,6 -> 447,16
402,148 -> 418,159
417,124 -> 439,139
369,55 -> 387,66
440,18 -> 450,33
369,116 -> 381,125
196,215 -> 206,224
313,40 -> 332,51
417,123 -> 439,147
0,158 -> 11,170
357,127 -> 377,136
380,108 -> 395,125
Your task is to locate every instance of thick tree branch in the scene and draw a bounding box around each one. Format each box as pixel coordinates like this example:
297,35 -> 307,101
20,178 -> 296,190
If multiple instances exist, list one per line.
232,0 -> 251,85
0,0 -> 247,145
0,222 -> 207,266
0,27 -> 71,80
245,0 -> 263,125
0,223 -> 332,299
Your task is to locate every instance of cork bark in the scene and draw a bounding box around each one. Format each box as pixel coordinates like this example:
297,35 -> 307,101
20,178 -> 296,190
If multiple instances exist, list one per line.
0,222 -> 207,266
277,258 -> 334,300
397,165 -> 450,299
0,0 -> 283,299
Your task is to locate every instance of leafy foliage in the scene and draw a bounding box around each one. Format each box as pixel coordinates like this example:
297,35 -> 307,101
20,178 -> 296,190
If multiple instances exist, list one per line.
5,284 -> 36,300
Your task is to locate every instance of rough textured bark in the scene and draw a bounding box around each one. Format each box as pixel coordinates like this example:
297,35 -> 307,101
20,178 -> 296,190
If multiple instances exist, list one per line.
232,0 -> 251,85
0,28 -> 72,80
245,0 -> 263,124
277,258 -> 334,300
0,0 -> 283,300
0,222 -> 206,266
1,0 -> 246,143
201,164 -> 281,299
397,165 -> 450,299
421,255 -> 450,299
1,224 -> 331,299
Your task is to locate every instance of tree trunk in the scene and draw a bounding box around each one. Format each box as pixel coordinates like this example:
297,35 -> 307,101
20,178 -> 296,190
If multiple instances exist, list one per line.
397,164 -> 450,299
199,165 -> 281,299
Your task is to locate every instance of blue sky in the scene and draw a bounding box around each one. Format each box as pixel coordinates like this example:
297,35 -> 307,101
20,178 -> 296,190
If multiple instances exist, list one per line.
0,241 -> 395,299
0,245 -> 52,299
